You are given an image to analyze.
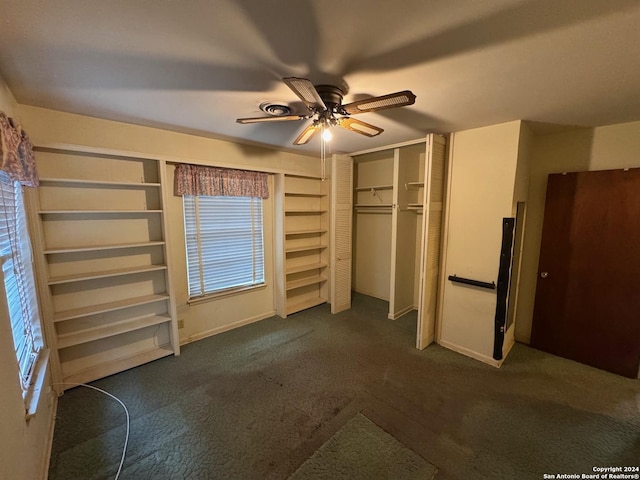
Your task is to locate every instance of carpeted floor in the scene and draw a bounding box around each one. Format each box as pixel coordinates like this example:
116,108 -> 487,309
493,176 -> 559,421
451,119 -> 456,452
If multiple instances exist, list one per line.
288,413 -> 437,480
48,293 -> 640,480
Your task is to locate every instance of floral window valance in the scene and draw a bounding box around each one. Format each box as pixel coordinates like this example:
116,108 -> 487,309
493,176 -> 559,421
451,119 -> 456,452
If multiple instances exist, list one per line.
175,163 -> 269,199
0,112 -> 38,188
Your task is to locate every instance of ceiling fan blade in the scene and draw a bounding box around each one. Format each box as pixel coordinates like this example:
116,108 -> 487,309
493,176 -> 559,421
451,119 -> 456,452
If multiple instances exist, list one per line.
236,115 -> 306,124
342,90 -> 416,115
293,123 -> 320,145
338,118 -> 384,137
283,77 -> 327,110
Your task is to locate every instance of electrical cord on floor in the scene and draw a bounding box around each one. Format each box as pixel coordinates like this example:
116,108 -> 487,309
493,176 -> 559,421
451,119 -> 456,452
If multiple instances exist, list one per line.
53,383 -> 130,480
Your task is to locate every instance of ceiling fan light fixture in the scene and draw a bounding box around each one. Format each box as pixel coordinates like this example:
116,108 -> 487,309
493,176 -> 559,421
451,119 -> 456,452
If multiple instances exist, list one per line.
322,128 -> 332,142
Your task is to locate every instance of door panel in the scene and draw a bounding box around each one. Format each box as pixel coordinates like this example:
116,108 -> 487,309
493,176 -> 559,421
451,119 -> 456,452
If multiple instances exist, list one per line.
531,169 -> 640,378
331,154 -> 353,313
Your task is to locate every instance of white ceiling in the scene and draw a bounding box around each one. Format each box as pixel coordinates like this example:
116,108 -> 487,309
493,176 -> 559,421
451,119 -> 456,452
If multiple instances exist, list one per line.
1,0 -> 639,155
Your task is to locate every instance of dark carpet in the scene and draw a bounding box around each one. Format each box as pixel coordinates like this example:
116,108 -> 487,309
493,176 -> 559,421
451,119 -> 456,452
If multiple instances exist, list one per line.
48,293 -> 640,479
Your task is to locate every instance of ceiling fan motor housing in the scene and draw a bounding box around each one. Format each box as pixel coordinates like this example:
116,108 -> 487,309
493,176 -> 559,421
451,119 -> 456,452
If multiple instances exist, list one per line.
314,85 -> 345,112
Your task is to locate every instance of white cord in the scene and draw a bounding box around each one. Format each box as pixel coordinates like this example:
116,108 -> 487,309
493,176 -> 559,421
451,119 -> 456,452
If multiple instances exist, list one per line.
53,383 -> 130,480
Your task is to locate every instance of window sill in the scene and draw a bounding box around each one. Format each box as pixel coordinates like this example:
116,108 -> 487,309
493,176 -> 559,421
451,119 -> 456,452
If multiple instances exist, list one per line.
187,283 -> 267,305
24,348 -> 50,420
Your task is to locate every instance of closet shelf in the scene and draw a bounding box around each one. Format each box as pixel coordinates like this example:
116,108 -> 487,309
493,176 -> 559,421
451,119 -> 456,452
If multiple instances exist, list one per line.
405,181 -> 424,189
48,265 -> 167,285
354,203 -> 393,208
39,209 -> 162,215
286,262 -> 328,275
355,184 -> 393,191
39,178 -> 161,188
53,294 -> 170,323
285,297 -> 326,315
285,229 -> 327,236
44,241 -> 165,255
286,275 -> 327,291
285,192 -> 327,197
285,245 -> 328,254
56,314 -> 172,349
285,209 -> 328,214
61,344 -> 174,385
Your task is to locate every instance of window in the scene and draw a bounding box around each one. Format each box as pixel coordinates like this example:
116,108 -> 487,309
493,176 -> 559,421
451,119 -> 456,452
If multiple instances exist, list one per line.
0,170 -> 44,401
184,195 -> 265,299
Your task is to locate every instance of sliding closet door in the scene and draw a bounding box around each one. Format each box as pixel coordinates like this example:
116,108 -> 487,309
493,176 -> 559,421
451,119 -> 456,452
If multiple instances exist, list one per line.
331,154 -> 353,313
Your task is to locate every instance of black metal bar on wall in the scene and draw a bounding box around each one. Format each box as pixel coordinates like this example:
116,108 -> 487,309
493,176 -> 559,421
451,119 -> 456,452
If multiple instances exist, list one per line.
494,217 -> 515,361
448,275 -> 496,290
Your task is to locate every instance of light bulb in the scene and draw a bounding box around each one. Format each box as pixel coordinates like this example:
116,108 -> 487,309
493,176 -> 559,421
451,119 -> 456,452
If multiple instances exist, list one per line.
322,128 -> 332,141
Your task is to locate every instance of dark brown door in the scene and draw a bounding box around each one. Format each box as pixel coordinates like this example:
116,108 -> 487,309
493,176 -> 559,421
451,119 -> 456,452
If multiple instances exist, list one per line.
531,169 -> 640,378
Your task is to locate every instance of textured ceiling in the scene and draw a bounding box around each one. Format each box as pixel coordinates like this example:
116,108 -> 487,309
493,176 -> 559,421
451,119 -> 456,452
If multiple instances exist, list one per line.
1,0 -> 639,155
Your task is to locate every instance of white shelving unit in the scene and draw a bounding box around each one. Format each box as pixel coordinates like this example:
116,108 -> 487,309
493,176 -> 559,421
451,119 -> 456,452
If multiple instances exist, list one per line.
27,146 -> 179,391
274,174 -> 329,317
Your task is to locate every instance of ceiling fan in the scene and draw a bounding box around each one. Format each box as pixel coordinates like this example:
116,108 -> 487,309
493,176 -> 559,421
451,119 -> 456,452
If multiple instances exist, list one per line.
236,77 -> 416,145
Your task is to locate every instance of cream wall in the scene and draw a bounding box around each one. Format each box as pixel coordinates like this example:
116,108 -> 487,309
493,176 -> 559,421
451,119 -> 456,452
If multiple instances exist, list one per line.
17,105 -> 319,176
16,105 -> 319,346
438,120 -> 523,364
166,165 -> 276,343
515,120 -> 640,343
0,75 -> 56,480
352,154 -> 395,301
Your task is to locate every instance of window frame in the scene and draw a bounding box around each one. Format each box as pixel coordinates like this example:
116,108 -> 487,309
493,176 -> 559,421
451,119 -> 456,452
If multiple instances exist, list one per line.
0,170 -> 47,417
183,194 -> 266,302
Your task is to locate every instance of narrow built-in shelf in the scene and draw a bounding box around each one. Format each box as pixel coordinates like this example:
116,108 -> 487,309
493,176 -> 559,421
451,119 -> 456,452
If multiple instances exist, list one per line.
44,241 -> 165,255
57,314 -> 172,349
354,203 -> 393,208
286,297 -> 326,315
285,245 -> 328,254
39,210 -> 162,214
405,181 -> 424,189
286,262 -> 328,275
53,294 -> 170,322
285,209 -> 328,214
285,192 -> 327,197
285,229 -> 327,236
355,184 -> 393,191
286,276 -> 327,291
39,178 -> 161,188
61,344 -> 173,385
48,265 -> 167,285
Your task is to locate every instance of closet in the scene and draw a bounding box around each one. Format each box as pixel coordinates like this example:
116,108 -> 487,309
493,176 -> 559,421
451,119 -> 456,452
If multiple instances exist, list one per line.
352,135 -> 447,348
26,145 -> 179,391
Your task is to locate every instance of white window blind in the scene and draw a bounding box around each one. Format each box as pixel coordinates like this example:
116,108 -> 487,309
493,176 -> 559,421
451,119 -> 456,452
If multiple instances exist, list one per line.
184,195 -> 265,298
0,171 -> 43,392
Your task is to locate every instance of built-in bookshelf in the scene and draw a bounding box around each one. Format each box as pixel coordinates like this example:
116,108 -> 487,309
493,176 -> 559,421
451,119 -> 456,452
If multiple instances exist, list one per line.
27,146 -> 179,390
274,174 -> 329,317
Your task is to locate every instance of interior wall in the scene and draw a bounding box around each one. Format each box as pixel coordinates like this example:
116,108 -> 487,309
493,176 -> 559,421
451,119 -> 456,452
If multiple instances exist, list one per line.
166,165 -> 276,342
515,120 -> 640,344
0,75 -> 56,480
439,120 -> 522,364
16,105 -> 319,176
352,154 -> 394,301
16,105 -> 319,345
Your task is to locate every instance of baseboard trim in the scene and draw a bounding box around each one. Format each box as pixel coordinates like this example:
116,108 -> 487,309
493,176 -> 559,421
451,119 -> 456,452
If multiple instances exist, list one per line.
181,311 -> 276,346
387,305 -> 415,320
42,387 -> 58,480
438,339 -> 502,368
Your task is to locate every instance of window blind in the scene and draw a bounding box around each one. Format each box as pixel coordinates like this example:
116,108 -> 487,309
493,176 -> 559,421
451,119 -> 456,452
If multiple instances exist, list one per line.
0,171 -> 42,391
184,195 -> 265,298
